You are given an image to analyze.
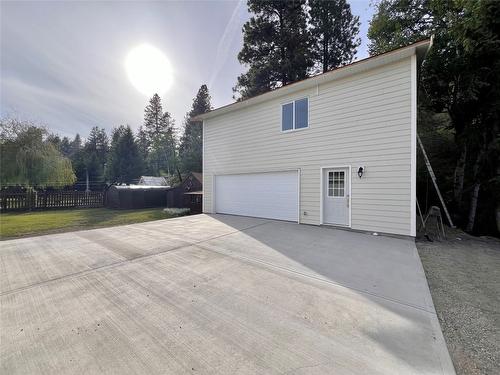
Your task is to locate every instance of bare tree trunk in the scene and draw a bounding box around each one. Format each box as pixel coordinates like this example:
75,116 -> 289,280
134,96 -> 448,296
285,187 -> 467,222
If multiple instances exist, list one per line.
323,33 -> 329,73
453,142 -> 467,208
497,164 -> 500,233
466,140 -> 487,233
176,166 -> 183,184
466,182 -> 480,232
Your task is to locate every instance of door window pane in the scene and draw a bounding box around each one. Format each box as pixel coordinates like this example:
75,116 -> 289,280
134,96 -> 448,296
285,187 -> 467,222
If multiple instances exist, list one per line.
333,171 -> 345,197
282,102 -> 293,131
328,172 -> 334,196
295,98 -> 308,129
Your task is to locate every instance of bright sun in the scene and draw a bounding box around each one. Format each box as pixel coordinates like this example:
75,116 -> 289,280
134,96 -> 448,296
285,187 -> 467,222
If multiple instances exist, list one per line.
125,44 -> 173,97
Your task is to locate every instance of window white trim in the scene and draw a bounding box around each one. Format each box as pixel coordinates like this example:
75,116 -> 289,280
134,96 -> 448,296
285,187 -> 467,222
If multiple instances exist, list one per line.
281,96 -> 310,133
281,101 -> 294,131
328,171 -> 334,197
319,165 -> 352,228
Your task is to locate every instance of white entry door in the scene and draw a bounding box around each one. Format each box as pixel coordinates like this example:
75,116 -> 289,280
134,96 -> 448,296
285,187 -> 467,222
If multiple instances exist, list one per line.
323,167 -> 350,226
215,171 -> 298,222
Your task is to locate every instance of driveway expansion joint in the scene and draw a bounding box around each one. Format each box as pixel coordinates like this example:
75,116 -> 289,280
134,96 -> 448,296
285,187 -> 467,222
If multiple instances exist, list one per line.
0,220 -> 273,297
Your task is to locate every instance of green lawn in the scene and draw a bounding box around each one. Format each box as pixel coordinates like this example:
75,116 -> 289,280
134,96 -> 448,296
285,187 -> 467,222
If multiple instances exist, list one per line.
0,208 -> 179,239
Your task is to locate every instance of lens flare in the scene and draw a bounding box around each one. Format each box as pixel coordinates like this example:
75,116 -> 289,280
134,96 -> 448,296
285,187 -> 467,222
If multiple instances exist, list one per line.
125,44 -> 173,96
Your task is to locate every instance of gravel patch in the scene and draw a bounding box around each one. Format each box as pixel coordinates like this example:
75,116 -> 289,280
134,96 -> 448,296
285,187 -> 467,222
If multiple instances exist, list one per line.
416,230 -> 500,375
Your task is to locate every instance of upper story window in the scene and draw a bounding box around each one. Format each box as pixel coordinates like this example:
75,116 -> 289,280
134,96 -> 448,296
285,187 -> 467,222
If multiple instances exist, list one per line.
282,97 -> 308,132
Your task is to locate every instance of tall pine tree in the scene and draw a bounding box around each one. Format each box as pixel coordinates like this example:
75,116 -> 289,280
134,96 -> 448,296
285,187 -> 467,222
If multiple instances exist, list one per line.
68,134 -> 86,188
179,85 -> 212,173
83,126 -> 109,190
309,0 -> 360,73
234,0 -> 313,99
136,126 -> 149,172
59,136 -> 72,157
143,94 -> 177,176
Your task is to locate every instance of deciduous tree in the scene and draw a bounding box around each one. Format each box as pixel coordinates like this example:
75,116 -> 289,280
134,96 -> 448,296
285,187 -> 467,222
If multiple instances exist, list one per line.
0,119 -> 75,188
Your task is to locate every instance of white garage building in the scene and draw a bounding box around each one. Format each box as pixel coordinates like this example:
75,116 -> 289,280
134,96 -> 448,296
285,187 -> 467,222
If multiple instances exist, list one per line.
194,40 -> 431,237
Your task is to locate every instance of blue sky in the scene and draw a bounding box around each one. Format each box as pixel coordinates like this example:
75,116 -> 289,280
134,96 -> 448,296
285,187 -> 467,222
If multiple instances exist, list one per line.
1,1 -> 374,138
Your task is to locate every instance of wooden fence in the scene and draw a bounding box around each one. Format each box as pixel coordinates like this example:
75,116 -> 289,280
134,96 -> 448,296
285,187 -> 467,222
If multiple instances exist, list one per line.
0,191 -> 104,212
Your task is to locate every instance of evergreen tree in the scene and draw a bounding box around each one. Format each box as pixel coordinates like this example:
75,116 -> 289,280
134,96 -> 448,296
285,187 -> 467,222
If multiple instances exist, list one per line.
47,134 -> 61,149
59,136 -> 72,157
143,94 -> 177,175
179,84 -> 212,173
309,0 -> 360,73
106,125 -> 144,184
64,133 -> 86,189
83,126 -> 109,190
144,94 -> 166,141
234,0 -> 313,99
136,126 -> 149,171
71,134 -> 82,156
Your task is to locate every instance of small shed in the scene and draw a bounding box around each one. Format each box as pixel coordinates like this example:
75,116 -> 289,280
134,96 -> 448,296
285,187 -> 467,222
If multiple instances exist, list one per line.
106,185 -> 169,209
166,172 -> 202,213
138,176 -> 169,186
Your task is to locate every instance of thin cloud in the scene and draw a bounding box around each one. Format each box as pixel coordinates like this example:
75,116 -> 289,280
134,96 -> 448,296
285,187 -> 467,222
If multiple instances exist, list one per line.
1,1 -> 372,137
208,0 -> 247,91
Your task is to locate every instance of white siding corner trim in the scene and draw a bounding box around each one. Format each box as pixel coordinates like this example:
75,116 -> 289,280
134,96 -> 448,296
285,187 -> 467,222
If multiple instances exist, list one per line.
410,54 -> 417,237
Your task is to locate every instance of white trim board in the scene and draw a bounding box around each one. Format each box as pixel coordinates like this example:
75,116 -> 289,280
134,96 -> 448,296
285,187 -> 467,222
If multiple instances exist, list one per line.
410,54 -> 417,237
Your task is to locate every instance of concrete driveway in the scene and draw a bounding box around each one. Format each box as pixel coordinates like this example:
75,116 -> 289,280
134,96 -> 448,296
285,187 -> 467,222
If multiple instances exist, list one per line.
0,214 -> 454,374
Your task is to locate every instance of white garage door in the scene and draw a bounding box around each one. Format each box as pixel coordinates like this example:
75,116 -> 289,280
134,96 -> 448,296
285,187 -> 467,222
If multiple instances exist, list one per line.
215,171 -> 298,222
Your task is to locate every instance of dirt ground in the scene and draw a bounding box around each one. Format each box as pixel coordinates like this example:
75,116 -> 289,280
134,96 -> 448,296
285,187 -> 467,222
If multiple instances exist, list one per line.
416,228 -> 500,375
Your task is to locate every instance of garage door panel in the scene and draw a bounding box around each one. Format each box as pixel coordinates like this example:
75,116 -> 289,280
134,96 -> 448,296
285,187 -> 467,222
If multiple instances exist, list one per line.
215,171 -> 298,222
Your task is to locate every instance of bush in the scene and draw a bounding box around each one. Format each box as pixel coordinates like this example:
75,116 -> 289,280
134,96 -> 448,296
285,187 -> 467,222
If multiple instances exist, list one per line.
162,208 -> 190,217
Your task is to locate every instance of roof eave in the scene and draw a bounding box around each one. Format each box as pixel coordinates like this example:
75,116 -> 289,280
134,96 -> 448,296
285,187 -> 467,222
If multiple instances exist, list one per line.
192,39 -> 431,122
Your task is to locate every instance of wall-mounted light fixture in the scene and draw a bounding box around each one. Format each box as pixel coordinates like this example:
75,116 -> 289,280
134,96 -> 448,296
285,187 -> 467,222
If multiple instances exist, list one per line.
357,166 -> 365,178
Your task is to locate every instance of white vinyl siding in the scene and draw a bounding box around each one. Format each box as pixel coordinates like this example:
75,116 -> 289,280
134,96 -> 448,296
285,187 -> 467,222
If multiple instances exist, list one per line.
203,57 -> 414,236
